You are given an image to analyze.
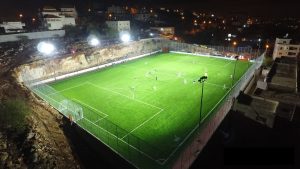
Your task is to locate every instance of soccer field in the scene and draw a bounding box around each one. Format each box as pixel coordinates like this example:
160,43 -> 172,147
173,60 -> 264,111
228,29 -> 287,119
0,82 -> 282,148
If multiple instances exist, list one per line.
37,52 -> 250,168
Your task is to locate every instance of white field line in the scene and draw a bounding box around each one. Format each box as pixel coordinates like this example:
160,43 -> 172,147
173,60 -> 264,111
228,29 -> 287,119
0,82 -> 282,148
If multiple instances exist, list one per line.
48,82 -> 88,96
88,82 -> 165,140
36,85 -> 162,164
161,88 -> 232,164
205,82 -> 224,88
83,117 -> 162,165
170,51 -> 236,61
121,109 -> 164,140
30,50 -> 161,86
94,116 -> 108,124
88,82 -> 163,110
73,98 -> 108,117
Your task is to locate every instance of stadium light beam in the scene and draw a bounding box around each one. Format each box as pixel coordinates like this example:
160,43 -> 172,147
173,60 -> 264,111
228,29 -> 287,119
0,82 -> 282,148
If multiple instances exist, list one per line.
37,41 -> 55,55
120,32 -> 131,43
198,76 -> 208,126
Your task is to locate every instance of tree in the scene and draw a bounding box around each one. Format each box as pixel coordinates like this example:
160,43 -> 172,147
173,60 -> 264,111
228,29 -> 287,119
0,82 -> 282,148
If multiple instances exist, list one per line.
63,25 -> 82,38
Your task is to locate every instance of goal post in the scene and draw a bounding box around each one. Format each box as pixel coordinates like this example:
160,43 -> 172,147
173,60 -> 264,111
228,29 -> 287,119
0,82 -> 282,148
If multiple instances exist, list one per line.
58,99 -> 84,122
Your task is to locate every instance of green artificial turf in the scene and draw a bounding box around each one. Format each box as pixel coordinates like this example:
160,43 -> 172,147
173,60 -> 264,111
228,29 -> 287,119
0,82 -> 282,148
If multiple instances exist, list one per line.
40,52 -> 250,168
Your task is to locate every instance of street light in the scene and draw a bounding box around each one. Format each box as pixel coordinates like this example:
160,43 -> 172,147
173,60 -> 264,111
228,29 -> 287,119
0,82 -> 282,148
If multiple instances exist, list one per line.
233,41 -> 237,46
258,38 -> 262,53
265,44 -> 269,49
231,55 -> 239,87
198,75 -> 208,126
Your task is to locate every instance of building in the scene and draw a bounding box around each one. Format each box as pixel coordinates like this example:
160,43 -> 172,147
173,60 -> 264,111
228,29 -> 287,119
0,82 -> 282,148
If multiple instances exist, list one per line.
60,6 -> 78,18
0,21 -> 25,33
106,21 -> 130,32
134,13 -> 151,22
134,8 -> 151,22
40,6 -> 76,30
107,5 -> 127,15
272,38 -> 300,60
150,27 -> 175,39
106,5 -> 131,20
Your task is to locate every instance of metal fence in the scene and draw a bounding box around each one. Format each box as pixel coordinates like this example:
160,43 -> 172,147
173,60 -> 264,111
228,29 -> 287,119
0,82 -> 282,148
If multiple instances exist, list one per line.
170,52 -> 265,169
21,39 -> 264,169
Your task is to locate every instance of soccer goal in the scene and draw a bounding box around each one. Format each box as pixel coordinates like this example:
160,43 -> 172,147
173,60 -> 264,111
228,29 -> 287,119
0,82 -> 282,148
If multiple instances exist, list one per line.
58,99 -> 84,122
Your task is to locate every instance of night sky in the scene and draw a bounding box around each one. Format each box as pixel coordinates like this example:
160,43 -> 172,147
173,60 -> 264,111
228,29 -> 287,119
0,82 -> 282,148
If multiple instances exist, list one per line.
0,0 -> 299,18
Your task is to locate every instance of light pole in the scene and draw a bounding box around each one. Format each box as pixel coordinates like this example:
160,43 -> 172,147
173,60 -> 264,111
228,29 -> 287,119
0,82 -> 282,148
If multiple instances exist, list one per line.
258,38 -> 262,51
231,55 -> 239,87
198,76 -> 208,126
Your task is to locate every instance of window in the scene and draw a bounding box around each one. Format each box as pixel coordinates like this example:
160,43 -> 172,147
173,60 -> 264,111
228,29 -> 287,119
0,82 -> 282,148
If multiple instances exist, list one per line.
289,47 -> 298,50
288,52 -> 296,56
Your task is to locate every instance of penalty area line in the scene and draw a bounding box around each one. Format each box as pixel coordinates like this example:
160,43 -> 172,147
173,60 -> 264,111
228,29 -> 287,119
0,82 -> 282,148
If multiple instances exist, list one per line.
72,98 -> 108,118
87,82 -> 163,110
121,108 -> 164,140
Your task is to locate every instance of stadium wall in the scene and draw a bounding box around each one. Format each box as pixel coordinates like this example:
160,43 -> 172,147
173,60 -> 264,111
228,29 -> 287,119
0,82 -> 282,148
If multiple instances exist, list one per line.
14,38 -> 163,83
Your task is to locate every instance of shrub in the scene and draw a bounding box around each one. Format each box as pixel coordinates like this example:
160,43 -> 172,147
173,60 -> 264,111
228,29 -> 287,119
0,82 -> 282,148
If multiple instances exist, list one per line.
0,99 -> 30,134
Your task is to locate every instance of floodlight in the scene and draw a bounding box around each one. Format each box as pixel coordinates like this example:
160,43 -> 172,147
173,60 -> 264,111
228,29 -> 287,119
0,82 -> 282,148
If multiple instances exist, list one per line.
90,38 -> 100,46
87,35 -> 100,46
37,42 -> 55,55
120,33 -> 131,43
198,76 -> 208,83
149,33 -> 154,37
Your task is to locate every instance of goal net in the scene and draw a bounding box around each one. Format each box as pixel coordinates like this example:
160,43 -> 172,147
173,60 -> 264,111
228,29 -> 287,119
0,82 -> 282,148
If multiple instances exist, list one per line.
22,73 -> 84,122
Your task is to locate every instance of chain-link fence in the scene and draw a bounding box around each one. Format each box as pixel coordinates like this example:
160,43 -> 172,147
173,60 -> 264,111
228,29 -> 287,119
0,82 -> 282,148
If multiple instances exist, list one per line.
20,39 -> 264,169
170,52 -> 265,169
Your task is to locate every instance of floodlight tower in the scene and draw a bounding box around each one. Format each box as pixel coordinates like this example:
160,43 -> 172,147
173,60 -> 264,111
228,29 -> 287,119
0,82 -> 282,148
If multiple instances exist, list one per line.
198,75 -> 208,126
231,55 -> 239,87
258,38 -> 262,51
37,41 -> 56,79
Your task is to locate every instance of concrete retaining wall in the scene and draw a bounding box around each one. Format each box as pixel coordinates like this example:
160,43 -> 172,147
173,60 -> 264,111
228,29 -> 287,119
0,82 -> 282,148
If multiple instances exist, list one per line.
15,39 -> 163,83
